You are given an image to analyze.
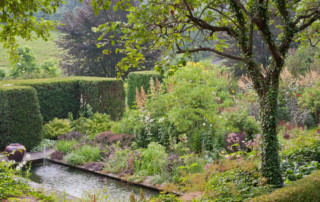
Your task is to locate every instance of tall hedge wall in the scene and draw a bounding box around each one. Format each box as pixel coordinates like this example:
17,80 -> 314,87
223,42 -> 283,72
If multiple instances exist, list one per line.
0,86 -> 43,150
127,71 -> 162,108
0,77 -> 125,122
250,170 -> 320,201
79,78 -> 125,120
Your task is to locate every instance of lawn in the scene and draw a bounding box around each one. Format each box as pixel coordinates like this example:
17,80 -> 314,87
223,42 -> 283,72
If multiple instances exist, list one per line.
0,31 -> 62,71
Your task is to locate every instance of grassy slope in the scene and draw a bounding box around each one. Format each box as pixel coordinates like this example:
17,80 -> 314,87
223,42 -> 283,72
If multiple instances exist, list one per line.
0,31 -> 62,71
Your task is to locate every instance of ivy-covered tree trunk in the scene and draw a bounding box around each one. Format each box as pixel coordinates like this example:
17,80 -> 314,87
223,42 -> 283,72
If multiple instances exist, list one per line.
259,77 -> 283,186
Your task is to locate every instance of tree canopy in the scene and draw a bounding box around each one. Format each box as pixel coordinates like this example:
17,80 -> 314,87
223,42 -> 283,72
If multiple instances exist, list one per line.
0,0 -> 64,61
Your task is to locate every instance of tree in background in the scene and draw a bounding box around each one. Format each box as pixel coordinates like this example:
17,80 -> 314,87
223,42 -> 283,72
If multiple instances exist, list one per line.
92,0 -> 320,186
56,0 -> 159,77
0,0 -> 64,60
9,47 -> 59,79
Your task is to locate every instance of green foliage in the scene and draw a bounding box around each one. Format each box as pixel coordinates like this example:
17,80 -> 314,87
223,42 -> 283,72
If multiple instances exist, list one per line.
146,64 -> 232,152
104,146 -> 131,173
40,59 -> 59,78
72,145 -> 101,163
135,142 -> 168,176
281,132 -> 320,164
0,0 -> 64,61
0,161 -> 55,200
299,83 -> 320,121
79,78 -> 125,120
9,47 -> 39,78
0,77 -> 125,122
225,111 -> 261,139
0,86 -> 42,150
65,152 -> 87,166
0,161 -> 29,199
251,170 -> 320,202
73,112 -> 113,139
55,140 -> 78,155
43,118 -> 73,139
31,139 -> 56,152
281,160 -> 320,184
127,71 -> 162,108
205,167 -> 273,201
0,69 -> 5,80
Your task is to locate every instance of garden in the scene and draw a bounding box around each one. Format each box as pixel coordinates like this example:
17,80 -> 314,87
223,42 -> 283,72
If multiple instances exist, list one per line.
1,0 -> 320,201
1,58 -> 320,201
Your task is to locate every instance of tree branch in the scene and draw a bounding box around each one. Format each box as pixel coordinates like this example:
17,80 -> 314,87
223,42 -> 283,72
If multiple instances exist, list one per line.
176,45 -> 244,61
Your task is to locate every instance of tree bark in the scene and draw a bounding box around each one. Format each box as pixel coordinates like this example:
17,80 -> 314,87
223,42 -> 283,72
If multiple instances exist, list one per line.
259,79 -> 283,187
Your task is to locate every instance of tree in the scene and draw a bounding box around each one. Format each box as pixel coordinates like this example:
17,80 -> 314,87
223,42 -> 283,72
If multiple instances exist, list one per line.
57,0 -> 159,77
0,0 -> 65,60
92,0 -> 320,186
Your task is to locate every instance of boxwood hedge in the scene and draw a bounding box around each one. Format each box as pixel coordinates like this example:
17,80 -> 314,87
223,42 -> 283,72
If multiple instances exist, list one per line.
127,71 -> 162,108
0,86 -> 42,150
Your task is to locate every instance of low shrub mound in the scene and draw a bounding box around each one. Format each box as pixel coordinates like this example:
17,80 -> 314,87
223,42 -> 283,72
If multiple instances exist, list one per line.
0,86 -> 42,150
94,131 -> 134,147
250,170 -> 320,201
127,71 -> 162,108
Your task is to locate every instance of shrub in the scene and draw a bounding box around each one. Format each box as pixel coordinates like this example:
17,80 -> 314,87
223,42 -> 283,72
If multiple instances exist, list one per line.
299,83 -> 320,123
31,139 -> 56,152
103,147 -> 132,173
73,113 -> 113,139
43,118 -> 73,140
65,152 -> 86,166
94,131 -> 134,147
135,142 -> 168,176
0,86 -> 42,150
73,145 -> 101,162
50,150 -> 64,160
0,77 -> 125,122
250,170 -> 320,202
225,110 -> 261,140
54,140 -> 78,155
127,71 -> 162,108
58,131 -> 84,141
0,69 -> 5,80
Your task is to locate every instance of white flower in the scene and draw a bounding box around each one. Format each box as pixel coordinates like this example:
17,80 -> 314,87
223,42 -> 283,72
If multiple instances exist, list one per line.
159,118 -> 164,123
16,166 -> 20,171
26,154 -> 31,159
203,123 -> 206,126
22,161 -> 27,165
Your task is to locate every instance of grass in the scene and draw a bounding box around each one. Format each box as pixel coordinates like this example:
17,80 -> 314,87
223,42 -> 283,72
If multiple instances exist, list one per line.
0,31 -> 63,70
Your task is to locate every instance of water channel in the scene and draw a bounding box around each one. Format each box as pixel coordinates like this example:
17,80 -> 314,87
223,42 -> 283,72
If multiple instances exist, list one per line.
28,161 -> 159,200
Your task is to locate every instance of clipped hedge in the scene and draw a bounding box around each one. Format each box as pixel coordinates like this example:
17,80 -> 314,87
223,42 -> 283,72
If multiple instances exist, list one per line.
0,86 -> 42,150
250,170 -> 320,201
127,71 -> 162,108
0,77 -> 125,122
79,78 -> 125,120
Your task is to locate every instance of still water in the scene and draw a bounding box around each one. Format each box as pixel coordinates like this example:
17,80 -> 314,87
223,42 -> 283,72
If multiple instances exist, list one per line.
28,161 -> 159,200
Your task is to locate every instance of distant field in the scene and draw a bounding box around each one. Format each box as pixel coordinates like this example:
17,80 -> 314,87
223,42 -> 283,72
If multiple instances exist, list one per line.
0,31 -> 63,71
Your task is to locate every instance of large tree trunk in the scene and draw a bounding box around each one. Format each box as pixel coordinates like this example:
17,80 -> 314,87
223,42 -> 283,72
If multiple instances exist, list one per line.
259,81 -> 283,187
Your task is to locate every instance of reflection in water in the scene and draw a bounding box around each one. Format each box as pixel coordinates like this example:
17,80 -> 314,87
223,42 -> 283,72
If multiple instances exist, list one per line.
28,161 -> 159,200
